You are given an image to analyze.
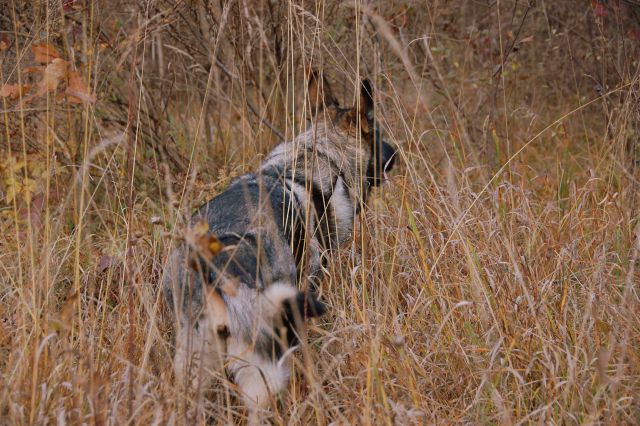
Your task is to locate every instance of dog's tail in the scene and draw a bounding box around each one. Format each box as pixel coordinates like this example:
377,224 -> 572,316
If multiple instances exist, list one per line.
261,283 -> 326,346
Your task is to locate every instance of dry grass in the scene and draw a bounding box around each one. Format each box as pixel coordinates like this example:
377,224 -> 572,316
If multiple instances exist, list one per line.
1,1 -> 639,424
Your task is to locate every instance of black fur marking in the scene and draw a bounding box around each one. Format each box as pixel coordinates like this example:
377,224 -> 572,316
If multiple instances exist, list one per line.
259,167 -> 310,280
280,291 -> 326,346
207,235 -> 259,288
360,79 -> 374,115
366,127 -> 396,187
309,179 -> 334,249
281,182 -> 309,283
189,176 -> 299,293
254,290 -> 327,361
288,174 -> 336,250
216,324 -> 230,339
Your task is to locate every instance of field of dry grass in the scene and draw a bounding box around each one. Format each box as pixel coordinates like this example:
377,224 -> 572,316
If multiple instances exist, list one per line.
1,1 -> 639,424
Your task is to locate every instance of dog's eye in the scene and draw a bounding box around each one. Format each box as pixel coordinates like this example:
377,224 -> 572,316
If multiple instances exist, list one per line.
216,325 -> 230,339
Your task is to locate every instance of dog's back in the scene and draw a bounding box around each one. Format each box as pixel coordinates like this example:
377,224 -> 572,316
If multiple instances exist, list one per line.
164,172 -> 302,315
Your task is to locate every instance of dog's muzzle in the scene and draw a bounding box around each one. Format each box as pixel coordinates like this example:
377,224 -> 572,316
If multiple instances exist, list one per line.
380,141 -> 396,174
367,138 -> 397,187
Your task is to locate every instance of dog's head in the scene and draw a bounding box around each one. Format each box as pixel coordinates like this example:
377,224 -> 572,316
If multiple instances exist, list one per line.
307,70 -> 397,191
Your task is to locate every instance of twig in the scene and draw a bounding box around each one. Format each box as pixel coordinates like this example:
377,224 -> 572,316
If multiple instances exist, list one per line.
205,59 -> 286,142
492,2 -> 533,79
125,13 -> 141,422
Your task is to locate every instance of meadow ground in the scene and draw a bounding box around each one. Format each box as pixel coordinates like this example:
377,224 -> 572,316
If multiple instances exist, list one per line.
1,1 -> 639,424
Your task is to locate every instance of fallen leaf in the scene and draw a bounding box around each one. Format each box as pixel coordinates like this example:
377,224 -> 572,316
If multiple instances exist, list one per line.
4,156 -> 26,172
195,233 -> 223,263
21,177 -> 38,203
50,291 -> 79,332
4,175 -> 19,204
32,43 -> 60,63
0,83 -> 31,99
22,66 -> 43,74
63,0 -> 77,12
19,192 -> 44,228
208,239 -> 222,255
97,255 -> 114,273
0,34 -> 9,51
193,220 -> 209,235
66,70 -> 96,104
34,58 -> 68,97
0,85 -> 15,96
593,3 -> 607,18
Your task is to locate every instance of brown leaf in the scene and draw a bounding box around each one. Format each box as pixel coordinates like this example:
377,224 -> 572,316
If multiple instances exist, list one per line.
50,291 -> 79,332
63,0 -> 78,12
34,59 -> 68,97
32,43 -> 60,63
193,220 -> 209,235
195,233 -> 224,263
97,255 -> 114,273
0,83 -> 31,99
66,70 -> 96,104
19,192 -> 44,228
0,34 -> 9,52
22,66 -> 43,74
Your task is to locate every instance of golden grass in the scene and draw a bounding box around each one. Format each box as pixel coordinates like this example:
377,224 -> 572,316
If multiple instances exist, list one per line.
1,1 -> 639,424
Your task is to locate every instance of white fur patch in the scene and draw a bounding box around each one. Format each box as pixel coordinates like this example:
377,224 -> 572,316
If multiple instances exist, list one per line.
227,346 -> 291,409
330,176 -> 355,242
287,179 -> 312,215
261,282 -> 297,321
283,179 -> 323,278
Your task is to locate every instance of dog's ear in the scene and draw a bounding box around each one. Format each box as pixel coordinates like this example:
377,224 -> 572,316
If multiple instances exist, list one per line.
307,68 -> 337,117
342,78 -> 374,134
357,79 -> 374,134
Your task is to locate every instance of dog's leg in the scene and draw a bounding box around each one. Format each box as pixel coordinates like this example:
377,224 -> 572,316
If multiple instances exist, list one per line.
174,289 -> 229,419
174,321 -> 225,418
227,349 -> 291,424
237,356 -> 289,408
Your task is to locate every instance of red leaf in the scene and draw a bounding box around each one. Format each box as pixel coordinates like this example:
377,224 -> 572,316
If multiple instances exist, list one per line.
593,3 -> 607,18
0,35 -> 9,51
63,0 -> 77,12
32,43 -> 60,63
19,192 -> 44,228
34,59 -> 68,97
0,83 -> 31,99
65,70 -> 96,104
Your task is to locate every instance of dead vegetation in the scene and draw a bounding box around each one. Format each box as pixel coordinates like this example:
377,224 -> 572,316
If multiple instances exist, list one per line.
1,0 -> 639,424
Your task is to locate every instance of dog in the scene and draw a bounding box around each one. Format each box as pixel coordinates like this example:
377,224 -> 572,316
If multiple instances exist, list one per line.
162,70 -> 396,414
